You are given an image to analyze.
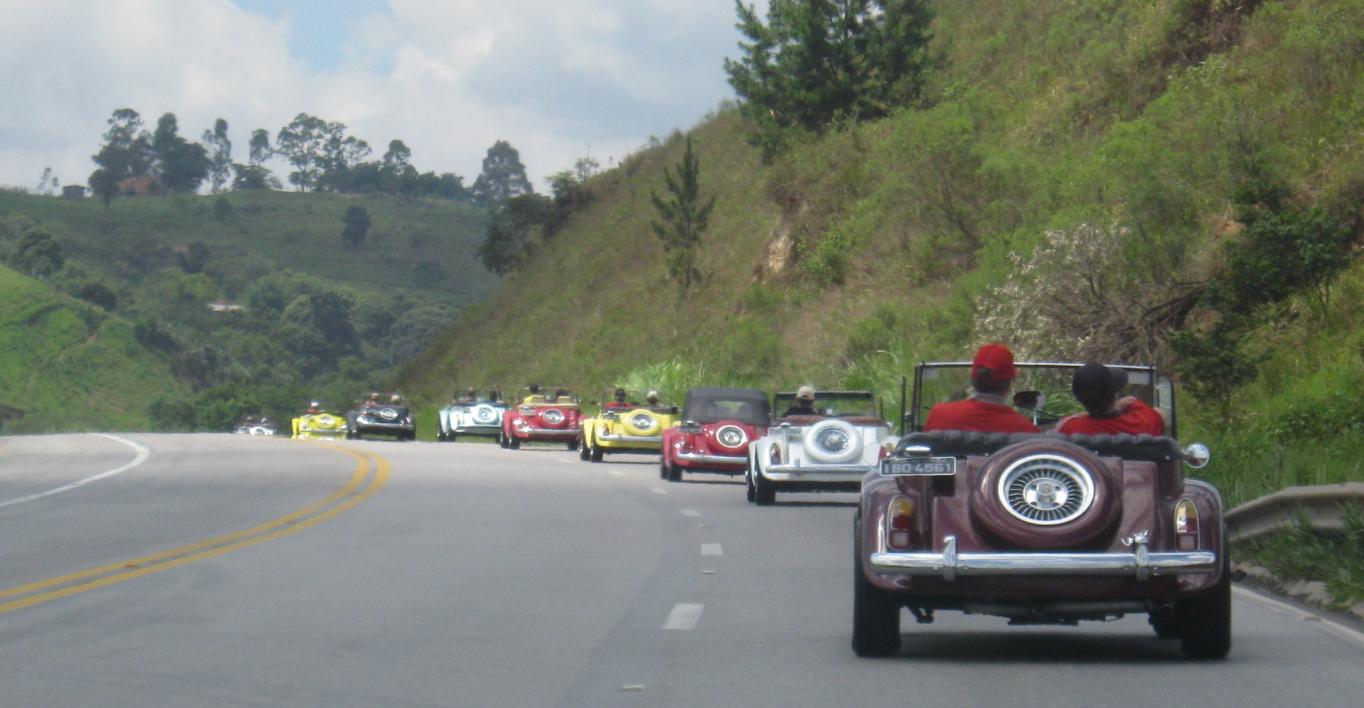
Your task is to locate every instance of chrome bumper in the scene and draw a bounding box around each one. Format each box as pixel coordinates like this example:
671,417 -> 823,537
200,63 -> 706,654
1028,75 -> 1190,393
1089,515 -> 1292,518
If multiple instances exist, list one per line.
870,536 -> 1218,582
764,463 -> 873,478
453,424 -> 501,434
597,433 -> 662,443
676,451 -> 747,465
515,426 -> 577,437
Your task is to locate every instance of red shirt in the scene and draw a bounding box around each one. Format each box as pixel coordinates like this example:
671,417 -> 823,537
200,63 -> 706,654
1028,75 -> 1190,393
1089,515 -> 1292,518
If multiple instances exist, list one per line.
923,398 -> 1039,434
1057,399 -> 1165,436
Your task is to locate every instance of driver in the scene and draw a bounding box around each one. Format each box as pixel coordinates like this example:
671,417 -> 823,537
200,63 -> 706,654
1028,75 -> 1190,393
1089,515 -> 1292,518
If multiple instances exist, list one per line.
306,400 -> 322,414
781,386 -> 819,417
606,387 -> 632,410
1056,362 -> 1165,436
922,343 -> 1038,433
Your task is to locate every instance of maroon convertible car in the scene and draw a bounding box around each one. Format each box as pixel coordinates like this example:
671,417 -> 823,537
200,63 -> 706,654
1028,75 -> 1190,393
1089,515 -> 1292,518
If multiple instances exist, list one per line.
853,361 -> 1228,659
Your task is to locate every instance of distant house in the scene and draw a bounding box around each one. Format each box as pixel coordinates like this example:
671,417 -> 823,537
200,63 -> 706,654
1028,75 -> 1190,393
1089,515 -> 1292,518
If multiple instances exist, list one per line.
207,301 -> 243,313
61,185 -> 86,200
117,175 -> 163,197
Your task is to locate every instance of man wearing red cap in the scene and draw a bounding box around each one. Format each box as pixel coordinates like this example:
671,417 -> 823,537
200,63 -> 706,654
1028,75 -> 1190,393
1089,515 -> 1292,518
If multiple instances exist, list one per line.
922,343 -> 1039,433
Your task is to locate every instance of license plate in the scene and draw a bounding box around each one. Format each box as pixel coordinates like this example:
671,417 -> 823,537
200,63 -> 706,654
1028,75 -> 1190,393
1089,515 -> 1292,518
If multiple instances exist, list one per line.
880,457 -> 956,476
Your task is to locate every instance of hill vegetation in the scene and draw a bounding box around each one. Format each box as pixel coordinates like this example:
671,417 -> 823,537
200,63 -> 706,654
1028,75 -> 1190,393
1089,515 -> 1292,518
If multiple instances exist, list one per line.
400,0 -> 1364,511
0,188 -> 498,430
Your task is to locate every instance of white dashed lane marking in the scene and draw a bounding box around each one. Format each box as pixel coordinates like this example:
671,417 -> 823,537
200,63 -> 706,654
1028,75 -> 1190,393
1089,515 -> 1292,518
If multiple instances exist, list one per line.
662,603 -> 704,631
701,544 -> 722,556
681,509 -> 701,517
608,469 -> 625,477
651,487 -> 667,495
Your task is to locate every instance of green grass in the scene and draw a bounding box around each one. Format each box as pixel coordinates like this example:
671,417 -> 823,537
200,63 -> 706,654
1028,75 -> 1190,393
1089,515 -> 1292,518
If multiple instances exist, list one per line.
0,265 -> 185,432
1238,506 -> 1364,607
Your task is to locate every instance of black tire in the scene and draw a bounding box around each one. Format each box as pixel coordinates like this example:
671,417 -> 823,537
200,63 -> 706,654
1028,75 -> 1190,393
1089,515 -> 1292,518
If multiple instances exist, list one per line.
1178,537 -> 1231,659
852,517 -> 901,657
666,463 -> 681,482
746,470 -> 756,503
753,463 -> 776,506
436,431 -> 446,442
499,432 -> 509,449
660,461 -> 669,479
509,436 -> 521,450
581,441 -> 592,461
447,432 -> 456,443
567,438 -> 579,452
590,443 -> 603,462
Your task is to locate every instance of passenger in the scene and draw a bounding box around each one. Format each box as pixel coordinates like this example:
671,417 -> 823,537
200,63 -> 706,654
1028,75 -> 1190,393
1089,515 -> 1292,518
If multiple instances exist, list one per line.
922,344 -> 1039,433
1056,363 -> 1165,436
781,386 -> 819,417
364,392 -> 381,409
523,384 -> 542,405
306,400 -> 322,414
389,394 -> 403,405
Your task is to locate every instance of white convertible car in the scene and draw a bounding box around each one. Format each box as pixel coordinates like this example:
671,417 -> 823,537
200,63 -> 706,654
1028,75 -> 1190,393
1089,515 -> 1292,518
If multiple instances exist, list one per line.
437,390 -> 508,442
746,390 -> 897,505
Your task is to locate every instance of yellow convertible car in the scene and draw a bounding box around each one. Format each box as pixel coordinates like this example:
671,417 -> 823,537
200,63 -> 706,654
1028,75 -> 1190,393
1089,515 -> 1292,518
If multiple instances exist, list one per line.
291,402 -> 349,440
579,388 -> 680,462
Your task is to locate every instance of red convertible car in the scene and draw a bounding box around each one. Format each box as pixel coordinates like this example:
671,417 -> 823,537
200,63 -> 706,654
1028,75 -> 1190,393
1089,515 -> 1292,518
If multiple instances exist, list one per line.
853,362 -> 1228,659
660,387 -> 770,482
501,387 -> 582,451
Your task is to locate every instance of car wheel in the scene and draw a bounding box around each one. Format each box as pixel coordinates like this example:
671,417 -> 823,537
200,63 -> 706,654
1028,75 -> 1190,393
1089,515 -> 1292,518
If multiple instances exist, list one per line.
509,436 -> 521,450
666,463 -> 681,482
970,439 -> 1119,550
852,516 -> 901,657
436,431 -> 446,442
746,469 -> 756,503
499,432 -> 509,449
753,463 -> 776,506
590,442 -> 603,462
1178,536 -> 1231,659
580,441 -> 592,461
567,438 -> 579,452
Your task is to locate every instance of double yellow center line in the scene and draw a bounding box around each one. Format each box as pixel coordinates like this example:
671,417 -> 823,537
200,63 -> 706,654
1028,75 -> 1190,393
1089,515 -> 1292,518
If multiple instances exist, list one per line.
0,444 -> 389,616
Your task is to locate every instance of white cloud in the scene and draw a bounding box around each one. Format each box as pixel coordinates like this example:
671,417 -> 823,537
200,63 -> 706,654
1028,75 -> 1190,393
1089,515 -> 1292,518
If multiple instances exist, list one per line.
0,0 -> 747,192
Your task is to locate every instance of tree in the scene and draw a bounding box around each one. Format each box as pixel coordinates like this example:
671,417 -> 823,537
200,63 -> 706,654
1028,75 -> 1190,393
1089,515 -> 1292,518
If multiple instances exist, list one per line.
724,0 -> 933,158
276,113 -> 330,191
650,136 -> 716,291
36,167 -> 59,196
249,128 -> 272,165
477,194 -> 552,274
342,205 -> 371,248
89,108 -> 154,206
202,118 -> 233,194
75,282 -> 118,310
470,140 -> 533,205
10,230 -> 65,277
151,113 -> 210,193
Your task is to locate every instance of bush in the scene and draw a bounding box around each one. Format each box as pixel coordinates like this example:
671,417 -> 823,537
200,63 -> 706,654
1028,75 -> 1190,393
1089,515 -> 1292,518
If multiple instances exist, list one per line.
74,282 -> 118,310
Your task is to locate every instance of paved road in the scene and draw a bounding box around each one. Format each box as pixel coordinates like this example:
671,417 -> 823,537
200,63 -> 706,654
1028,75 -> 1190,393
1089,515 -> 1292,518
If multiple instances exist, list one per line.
2,434 -> 1362,707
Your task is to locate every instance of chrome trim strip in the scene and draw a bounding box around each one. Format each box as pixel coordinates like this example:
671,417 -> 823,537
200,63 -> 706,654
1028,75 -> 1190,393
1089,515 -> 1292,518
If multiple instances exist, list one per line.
870,536 -> 1216,580
597,433 -> 663,443
765,463 -> 874,474
675,451 -> 747,465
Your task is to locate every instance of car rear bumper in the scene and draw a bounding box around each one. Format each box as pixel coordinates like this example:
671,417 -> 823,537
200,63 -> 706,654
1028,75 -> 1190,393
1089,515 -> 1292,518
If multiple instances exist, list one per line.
513,426 -> 578,440
870,535 -> 1218,582
597,433 -> 663,443
763,463 -> 873,481
453,424 -> 502,436
675,451 -> 747,466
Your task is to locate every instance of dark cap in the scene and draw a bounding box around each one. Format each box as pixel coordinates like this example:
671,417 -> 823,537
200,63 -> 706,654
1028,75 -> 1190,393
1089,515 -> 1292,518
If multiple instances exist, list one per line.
971,343 -> 1017,383
1072,363 -> 1128,409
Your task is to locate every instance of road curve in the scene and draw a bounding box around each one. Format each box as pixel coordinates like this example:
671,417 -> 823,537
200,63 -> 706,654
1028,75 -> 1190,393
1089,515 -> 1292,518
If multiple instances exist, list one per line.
1,434 -> 1361,707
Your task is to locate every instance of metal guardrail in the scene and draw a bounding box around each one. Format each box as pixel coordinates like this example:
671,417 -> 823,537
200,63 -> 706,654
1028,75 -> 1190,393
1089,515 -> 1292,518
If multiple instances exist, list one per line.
1225,483 -> 1364,543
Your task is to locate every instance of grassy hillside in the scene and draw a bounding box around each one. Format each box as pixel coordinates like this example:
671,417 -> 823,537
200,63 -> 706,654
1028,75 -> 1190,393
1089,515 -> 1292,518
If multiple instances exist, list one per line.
400,0 -> 1364,509
0,265 -> 187,432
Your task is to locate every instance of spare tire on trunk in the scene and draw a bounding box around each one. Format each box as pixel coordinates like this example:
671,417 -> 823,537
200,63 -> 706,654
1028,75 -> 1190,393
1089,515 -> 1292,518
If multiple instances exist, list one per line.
969,438 -> 1120,550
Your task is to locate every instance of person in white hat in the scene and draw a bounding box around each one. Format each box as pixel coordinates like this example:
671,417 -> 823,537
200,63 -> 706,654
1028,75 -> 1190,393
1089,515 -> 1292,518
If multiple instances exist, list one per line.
782,385 -> 819,417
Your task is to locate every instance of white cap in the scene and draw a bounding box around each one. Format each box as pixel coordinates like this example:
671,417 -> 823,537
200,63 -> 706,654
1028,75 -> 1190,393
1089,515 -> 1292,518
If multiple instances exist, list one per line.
796,385 -> 815,401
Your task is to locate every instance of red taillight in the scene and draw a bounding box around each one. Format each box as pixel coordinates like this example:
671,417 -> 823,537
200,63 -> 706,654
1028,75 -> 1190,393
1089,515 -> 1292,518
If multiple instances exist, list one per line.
886,496 -> 915,550
1174,498 -> 1199,551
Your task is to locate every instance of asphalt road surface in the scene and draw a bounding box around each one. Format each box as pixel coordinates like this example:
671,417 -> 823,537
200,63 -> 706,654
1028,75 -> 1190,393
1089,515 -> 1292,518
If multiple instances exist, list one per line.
2,434 -> 1362,707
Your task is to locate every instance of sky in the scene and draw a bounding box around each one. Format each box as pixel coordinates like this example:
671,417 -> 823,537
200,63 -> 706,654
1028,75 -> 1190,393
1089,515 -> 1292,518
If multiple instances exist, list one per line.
0,0 -> 764,193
